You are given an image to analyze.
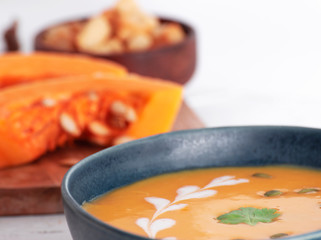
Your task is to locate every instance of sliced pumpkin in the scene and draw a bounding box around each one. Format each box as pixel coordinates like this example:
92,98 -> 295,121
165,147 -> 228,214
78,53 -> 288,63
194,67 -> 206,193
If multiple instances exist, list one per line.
0,73 -> 182,168
0,52 -> 127,88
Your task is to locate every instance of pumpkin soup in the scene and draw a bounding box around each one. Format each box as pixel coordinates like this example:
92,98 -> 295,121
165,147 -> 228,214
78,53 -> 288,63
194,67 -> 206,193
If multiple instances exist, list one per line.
83,166 -> 321,240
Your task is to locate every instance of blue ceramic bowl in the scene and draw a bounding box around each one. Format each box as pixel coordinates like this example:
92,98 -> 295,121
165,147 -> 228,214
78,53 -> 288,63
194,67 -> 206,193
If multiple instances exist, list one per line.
62,126 -> 321,240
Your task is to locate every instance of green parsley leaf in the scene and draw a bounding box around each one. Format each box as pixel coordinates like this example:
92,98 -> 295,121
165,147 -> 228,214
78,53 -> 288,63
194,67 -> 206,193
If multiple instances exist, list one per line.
217,207 -> 280,226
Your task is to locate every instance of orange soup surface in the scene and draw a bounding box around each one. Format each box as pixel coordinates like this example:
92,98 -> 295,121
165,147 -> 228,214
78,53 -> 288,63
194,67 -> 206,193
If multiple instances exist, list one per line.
83,166 -> 321,240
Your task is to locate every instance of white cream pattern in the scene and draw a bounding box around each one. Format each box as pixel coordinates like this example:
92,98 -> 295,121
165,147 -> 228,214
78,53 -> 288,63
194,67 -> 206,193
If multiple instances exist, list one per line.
136,175 -> 249,239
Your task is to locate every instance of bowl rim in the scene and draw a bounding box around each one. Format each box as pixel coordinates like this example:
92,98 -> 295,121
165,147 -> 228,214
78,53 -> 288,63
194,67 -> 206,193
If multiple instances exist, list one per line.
62,126 -> 321,240
34,15 -> 196,58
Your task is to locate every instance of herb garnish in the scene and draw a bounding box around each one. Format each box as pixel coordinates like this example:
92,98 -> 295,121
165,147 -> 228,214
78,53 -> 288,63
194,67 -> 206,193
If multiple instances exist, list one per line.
264,190 -> 283,197
217,207 -> 280,226
298,188 -> 319,194
252,173 -> 272,179
270,233 -> 289,239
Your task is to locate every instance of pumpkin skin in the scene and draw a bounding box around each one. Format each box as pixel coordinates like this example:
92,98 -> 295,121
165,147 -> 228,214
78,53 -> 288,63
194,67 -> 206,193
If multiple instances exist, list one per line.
0,73 -> 182,168
0,52 -> 127,88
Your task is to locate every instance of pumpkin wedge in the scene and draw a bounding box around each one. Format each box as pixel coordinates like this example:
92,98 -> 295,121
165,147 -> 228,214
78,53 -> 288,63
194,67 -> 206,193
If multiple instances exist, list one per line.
0,52 -> 127,88
0,73 -> 182,168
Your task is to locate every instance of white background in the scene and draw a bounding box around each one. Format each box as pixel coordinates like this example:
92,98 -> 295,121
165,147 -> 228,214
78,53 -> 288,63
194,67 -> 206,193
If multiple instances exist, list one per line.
2,0 -> 321,128
1,1 -> 321,239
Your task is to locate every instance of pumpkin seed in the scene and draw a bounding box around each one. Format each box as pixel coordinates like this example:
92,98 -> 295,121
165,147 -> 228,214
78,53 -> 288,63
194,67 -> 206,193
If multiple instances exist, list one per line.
112,135 -> 133,146
42,98 -> 56,107
270,233 -> 289,239
298,188 -> 319,194
60,113 -> 81,136
252,173 -> 272,179
264,190 -> 283,197
88,121 -> 110,136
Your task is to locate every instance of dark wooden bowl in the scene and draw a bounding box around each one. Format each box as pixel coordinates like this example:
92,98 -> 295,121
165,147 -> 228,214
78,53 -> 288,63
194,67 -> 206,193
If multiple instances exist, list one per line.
34,17 -> 196,85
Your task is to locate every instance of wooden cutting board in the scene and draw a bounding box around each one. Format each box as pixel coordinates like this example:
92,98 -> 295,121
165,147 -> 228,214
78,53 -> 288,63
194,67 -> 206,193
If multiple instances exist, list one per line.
0,101 -> 204,216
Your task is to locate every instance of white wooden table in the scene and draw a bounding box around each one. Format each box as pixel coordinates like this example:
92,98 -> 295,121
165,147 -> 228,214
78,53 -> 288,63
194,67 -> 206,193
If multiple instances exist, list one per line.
0,215 -> 70,240
2,0 -> 321,239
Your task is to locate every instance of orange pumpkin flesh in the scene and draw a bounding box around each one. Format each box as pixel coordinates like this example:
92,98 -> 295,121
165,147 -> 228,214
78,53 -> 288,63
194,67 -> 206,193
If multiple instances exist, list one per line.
0,52 -> 127,88
0,73 -> 182,168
